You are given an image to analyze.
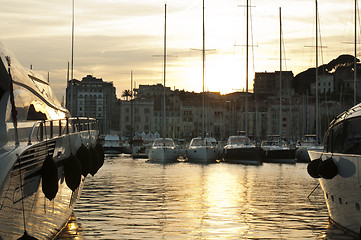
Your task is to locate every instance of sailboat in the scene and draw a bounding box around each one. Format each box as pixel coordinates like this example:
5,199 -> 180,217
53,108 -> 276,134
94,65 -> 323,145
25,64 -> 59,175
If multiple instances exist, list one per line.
261,7 -> 295,164
296,0 -> 325,163
307,1 -> 361,237
223,0 -> 262,165
148,3 -> 180,163
186,0 -> 218,164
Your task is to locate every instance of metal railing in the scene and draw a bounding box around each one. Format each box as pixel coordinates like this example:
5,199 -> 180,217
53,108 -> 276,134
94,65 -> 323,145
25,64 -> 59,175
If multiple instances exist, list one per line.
27,117 -> 98,145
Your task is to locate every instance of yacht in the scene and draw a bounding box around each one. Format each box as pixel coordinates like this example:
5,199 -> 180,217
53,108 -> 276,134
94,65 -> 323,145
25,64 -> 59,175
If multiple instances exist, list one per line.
0,42 -> 101,239
148,138 -> 179,163
223,135 -> 262,165
186,137 -> 218,164
308,103 -> 361,237
103,134 -> 121,154
295,134 -> 323,162
261,135 -> 296,164
131,136 -> 149,159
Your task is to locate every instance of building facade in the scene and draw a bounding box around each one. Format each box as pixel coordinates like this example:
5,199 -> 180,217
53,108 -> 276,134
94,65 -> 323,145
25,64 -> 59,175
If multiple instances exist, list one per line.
66,75 -> 119,134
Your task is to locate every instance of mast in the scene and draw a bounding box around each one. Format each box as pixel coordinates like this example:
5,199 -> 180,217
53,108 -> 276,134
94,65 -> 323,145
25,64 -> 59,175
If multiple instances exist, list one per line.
279,7 -> 282,144
70,0 -> 74,114
354,0 -> 357,105
163,3 -> 167,138
130,70 -> 134,138
130,70 -> 133,99
315,0 -> 319,143
202,0 -> 205,139
245,0 -> 249,136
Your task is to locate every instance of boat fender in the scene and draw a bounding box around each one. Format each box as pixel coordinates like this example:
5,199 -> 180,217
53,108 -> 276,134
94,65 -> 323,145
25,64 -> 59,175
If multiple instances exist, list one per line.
95,143 -> 105,168
307,158 -> 322,178
318,157 -> 338,179
17,230 -> 39,240
41,155 -> 58,201
76,144 -> 92,177
89,148 -> 101,176
64,154 -> 82,191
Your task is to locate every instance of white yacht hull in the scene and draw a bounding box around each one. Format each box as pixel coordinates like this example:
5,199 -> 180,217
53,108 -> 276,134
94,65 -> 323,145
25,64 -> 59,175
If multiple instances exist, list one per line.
148,147 -> 179,164
0,129 -> 99,239
0,41 -> 102,239
186,147 -> 218,164
308,150 -> 361,237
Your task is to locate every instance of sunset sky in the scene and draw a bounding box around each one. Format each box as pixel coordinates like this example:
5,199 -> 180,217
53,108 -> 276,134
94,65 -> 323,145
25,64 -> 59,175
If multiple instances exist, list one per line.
1,0 -> 358,100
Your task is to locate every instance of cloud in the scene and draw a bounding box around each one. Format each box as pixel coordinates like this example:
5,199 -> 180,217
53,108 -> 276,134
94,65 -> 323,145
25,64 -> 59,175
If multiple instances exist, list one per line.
1,0 -> 358,101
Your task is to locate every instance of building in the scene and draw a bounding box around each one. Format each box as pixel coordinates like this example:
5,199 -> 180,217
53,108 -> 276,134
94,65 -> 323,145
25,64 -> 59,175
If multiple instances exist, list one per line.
254,71 -> 294,99
120,98 -> 154,138
66,75 -> 119,134
310,74 -> 334,94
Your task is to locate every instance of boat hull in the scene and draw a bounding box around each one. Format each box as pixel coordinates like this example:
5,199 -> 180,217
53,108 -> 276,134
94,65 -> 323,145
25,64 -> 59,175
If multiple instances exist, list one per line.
103,146 -> 122,154
308,150 -> 361,237
295,148 -> 311,163
186,147 -> 218,164
148,148 -> 179,164
296,146 -> 323,163
223,147 -> 262,165
262,148 -> 296,164
0,130 -> 98,240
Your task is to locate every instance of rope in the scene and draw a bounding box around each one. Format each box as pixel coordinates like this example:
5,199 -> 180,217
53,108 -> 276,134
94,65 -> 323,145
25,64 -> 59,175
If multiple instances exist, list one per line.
307,183 -> 320,200
17,154 -> 27,233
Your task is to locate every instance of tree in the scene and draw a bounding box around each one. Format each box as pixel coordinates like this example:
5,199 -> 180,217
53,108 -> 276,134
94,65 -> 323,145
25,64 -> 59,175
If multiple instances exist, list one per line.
122,90 -> 132,101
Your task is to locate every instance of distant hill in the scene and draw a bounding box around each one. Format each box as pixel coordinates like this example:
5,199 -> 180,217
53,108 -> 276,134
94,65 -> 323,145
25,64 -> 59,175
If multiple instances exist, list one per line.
292,54 -> 359,94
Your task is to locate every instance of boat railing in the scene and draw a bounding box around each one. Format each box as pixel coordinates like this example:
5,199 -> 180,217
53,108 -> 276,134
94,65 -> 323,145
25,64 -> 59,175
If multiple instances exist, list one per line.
27,117 -> 98,145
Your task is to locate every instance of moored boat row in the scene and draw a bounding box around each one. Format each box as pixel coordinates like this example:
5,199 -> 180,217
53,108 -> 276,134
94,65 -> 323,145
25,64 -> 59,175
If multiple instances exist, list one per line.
122,133 -> 322,165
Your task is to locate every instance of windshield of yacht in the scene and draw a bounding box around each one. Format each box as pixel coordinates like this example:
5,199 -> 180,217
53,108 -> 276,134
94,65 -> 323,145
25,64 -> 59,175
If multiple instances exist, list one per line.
190,138 -> 215,147
153,138 -> 175,148
229,137 -> 248,145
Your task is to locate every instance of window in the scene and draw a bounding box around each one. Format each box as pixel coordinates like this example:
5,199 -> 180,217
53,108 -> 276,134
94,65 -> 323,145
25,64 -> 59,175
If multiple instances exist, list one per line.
325,116 -> 361,154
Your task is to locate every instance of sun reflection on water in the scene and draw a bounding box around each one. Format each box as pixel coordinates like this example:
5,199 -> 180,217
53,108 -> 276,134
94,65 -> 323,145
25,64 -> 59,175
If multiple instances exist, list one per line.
56,156 -> 355,239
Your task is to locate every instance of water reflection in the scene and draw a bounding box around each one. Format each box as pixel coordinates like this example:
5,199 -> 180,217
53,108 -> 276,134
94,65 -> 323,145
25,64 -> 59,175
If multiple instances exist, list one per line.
56,155 -> 356,239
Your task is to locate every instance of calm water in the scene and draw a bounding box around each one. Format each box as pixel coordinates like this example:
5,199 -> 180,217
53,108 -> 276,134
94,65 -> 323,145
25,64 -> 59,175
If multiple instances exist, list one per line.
57,155 -> 356,239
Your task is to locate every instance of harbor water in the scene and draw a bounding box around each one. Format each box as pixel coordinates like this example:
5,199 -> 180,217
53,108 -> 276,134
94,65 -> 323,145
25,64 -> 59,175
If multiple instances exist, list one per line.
57,154 -> 356,239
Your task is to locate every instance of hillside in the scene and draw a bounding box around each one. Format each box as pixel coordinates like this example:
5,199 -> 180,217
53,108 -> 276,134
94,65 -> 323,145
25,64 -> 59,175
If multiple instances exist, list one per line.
292,54 -> 359,94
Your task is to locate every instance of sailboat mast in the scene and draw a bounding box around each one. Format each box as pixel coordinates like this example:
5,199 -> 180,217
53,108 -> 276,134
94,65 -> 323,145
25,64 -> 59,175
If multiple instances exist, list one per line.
70,0 -> 74,114
279,7 -> 282,142
245,0 -> 249,137
202,0 -> 205,139
131,70 -> 133,99
315,0 -> 319,143
130,70 -> 134,138
163,3 -> 167,138
354,0 -> 357,105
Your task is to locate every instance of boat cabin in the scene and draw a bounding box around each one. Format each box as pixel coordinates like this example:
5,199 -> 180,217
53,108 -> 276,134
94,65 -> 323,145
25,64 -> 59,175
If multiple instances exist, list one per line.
324,105 -> 361,155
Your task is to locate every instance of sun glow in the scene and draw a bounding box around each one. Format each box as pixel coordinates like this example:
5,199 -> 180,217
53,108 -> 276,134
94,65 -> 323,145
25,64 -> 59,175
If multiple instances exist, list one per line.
169,54 -> 252,95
